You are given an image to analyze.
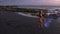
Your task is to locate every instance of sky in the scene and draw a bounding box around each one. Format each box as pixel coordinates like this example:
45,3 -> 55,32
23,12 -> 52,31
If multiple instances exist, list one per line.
0,0 -> 60,6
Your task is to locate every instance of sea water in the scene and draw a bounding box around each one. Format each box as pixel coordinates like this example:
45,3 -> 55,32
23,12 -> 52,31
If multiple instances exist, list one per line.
17,6 -> 60,28
44,18 -> 54,28
18,6 -> 60,10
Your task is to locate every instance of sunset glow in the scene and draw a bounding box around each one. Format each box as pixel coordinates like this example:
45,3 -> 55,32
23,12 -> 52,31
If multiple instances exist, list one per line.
0,0 -> 60,6
40,0 -> 60,6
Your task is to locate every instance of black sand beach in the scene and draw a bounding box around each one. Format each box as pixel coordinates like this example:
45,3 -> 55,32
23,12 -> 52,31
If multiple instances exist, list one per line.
0,11 -> 40,34
0,11 -> 60,34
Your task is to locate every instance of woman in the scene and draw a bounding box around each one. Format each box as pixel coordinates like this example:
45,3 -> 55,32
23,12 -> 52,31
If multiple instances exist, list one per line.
39,10 -> 44,28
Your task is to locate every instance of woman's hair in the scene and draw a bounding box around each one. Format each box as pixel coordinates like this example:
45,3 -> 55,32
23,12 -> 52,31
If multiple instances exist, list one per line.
39,11 -> 41,17
39,10 -> 44,17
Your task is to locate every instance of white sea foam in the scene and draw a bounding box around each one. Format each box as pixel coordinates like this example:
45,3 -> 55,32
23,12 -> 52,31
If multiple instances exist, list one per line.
15,12 -> 39,18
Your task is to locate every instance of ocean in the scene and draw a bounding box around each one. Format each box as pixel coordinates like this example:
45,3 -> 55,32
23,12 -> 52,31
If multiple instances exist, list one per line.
18,6 -> 60,10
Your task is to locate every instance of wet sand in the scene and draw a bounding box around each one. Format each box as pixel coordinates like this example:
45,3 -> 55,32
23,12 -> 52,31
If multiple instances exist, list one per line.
41,17 -> 60,34
0,11 -> 60,34
0,11 -> 40,34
